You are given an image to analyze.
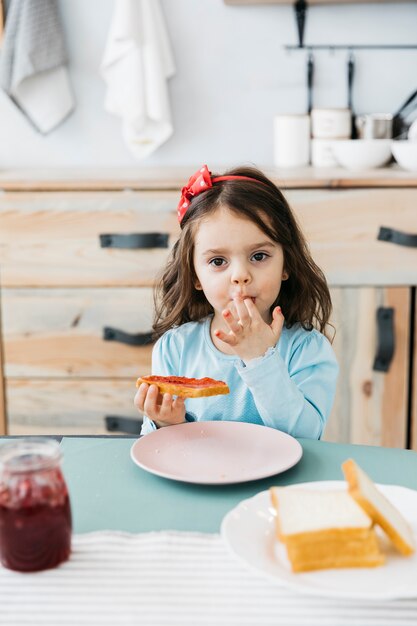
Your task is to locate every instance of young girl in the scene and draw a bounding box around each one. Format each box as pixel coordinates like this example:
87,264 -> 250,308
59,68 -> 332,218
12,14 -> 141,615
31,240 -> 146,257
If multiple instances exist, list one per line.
135,164 -> 338,438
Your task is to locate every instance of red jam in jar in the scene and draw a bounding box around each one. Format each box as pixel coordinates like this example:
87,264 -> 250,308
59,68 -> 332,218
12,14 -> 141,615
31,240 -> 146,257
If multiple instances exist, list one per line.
0,438 -> 72,572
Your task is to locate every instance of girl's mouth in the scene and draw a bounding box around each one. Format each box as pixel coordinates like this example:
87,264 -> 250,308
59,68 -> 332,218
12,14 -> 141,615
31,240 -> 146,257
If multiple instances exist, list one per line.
230,295 -> 256,305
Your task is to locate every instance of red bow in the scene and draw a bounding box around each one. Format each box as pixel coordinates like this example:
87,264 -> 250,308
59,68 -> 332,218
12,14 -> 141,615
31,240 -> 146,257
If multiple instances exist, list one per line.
177,165 -> 265,223
177,165 -> 213,223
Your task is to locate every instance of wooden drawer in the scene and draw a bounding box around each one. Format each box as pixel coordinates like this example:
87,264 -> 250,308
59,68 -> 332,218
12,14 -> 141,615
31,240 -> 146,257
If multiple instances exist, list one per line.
6,379 -> 138,435
2,188 -> 416,289
0,191 -> 180,287
1,288 -> 154,377
287,189 -> 417,286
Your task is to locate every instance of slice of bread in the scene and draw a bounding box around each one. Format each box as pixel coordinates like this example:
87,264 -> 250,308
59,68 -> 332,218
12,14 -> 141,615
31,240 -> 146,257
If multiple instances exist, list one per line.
270,487 -> 384,572
136,375 -> 230,398
342,458 -> 415,556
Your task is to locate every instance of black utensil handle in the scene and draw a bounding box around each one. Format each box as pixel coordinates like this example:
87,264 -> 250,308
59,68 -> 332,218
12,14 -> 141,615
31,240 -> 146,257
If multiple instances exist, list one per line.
105,416 -> 143,434
103,327 -> 154,346
377,226 -> 417,248
373,307 -> 395,373
307,52 -> 314,114
99,233 -> 169,249
347,53 -> 356,139
393,88 -> 417,118
347,54 -> 355,110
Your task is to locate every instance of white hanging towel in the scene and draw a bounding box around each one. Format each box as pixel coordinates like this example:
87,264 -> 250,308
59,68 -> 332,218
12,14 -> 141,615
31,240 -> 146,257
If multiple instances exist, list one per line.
100,0 -> 176,159
0,0 -> 74,134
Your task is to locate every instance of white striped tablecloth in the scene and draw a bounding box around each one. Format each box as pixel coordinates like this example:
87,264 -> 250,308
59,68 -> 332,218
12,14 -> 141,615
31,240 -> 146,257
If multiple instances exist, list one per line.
0,531 -> 416,626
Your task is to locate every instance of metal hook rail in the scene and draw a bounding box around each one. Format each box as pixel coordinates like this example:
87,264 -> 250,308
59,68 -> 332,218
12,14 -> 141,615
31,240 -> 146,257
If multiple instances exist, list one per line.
292,0 -> 417,51
286,44 -> 417,51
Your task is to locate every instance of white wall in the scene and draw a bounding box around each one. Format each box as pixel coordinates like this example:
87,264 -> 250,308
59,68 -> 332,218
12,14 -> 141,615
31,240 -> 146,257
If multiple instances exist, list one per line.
0,0 -> 416,168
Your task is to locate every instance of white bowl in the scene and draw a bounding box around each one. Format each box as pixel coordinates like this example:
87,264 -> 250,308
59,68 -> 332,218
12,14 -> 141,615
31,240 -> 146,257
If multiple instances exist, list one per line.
391,140 -> 417,172
332,139 -> 392,170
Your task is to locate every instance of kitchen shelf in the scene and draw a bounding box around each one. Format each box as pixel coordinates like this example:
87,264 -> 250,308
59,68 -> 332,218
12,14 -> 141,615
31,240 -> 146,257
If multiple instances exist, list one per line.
224,0 -> 417,49
225,1 -> 415,4
286,45 -> 417,51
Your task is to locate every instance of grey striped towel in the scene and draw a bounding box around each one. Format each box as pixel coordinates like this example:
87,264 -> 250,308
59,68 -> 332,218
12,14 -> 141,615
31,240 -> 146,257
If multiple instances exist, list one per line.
0,531 -> 416,625
0,0 -> 74,133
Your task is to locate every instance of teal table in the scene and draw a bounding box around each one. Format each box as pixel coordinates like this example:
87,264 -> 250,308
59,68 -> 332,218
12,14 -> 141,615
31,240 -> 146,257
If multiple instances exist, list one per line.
61,437 -> 417,534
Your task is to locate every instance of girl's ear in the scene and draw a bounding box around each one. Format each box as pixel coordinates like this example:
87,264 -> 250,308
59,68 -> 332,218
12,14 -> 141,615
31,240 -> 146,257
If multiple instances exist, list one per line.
282,270 -> 289,281
195,280 -> 203,290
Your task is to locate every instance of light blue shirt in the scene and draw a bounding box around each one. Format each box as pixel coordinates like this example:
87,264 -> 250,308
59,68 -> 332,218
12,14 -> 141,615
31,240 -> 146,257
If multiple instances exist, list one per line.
141,316 -> 338,439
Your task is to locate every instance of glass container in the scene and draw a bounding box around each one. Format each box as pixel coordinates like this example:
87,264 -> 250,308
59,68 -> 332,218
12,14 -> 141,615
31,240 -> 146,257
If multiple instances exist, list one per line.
0,438 -> 72,572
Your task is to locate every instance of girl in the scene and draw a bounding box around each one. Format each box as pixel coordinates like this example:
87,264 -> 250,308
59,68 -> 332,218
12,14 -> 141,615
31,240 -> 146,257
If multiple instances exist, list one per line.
135,164 -> 338,438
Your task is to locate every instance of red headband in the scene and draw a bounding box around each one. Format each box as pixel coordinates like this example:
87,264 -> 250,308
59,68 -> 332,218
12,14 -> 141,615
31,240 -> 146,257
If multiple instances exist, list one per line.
177,164 -> 265,223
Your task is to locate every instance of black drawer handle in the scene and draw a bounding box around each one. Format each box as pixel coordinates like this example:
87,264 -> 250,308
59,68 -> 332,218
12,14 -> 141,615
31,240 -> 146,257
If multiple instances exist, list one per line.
103,327 -> 154,346
373,307 -> 395,373
377,227 -> 417,248
105,416 -> 142,434
99,233 -> 169,249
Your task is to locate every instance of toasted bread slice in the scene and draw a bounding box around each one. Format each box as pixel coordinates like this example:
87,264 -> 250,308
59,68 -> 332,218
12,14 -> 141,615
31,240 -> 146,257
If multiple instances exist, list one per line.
136,375 -> 229,398
270,487 -> 384,572
342,459 -> 415,556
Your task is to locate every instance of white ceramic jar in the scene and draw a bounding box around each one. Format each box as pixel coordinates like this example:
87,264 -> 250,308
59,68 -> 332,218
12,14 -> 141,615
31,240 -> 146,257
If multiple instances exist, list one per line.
273,114 -> 310,168
311,108 -> 351,139
311,138 -> 340,167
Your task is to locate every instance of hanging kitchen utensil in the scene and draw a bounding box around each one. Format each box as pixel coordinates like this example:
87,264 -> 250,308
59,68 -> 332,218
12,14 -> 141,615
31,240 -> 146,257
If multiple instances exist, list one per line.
307,52 -> 314,114
392,88 -> 417,138
347,52 -> 356,139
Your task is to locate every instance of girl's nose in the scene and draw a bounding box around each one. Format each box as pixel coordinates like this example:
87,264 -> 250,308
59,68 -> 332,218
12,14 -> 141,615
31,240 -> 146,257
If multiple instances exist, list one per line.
232,276 -> 250,284
231,265 -> 251,285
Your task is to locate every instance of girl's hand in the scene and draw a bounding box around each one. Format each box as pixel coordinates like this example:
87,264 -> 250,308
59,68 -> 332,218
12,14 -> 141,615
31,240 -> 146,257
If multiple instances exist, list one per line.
214,297 -> 284,363
134,383 -> 186,428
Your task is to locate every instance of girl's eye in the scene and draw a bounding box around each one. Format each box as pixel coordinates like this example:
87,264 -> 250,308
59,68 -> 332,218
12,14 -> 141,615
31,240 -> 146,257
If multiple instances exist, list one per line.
251,252 -> 269,262
209,257 -> 226,267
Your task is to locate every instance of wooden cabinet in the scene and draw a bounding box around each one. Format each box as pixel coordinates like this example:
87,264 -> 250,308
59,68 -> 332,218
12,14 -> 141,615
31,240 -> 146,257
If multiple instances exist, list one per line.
0,188 -> 179,435
284,187 -> 417,448
326,287 -> 410,448
0,168 -> 416,448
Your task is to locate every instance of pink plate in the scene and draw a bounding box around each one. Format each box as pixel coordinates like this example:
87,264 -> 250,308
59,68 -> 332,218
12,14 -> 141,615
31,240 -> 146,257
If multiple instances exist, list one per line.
130,421 -> 303,484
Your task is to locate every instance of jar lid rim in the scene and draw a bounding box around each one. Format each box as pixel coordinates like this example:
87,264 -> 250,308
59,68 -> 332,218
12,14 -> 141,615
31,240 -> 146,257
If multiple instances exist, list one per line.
0,438 -> 61,472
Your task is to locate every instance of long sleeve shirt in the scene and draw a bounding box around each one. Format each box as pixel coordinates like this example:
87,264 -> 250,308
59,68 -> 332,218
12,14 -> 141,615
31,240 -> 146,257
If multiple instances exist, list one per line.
140,316 -> 339,439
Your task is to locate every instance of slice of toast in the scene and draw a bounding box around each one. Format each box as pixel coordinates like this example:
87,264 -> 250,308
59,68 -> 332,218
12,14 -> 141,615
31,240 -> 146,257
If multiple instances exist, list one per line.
136,375 -> 230,398
342,459 -> 415,556
270,487 -> 384,572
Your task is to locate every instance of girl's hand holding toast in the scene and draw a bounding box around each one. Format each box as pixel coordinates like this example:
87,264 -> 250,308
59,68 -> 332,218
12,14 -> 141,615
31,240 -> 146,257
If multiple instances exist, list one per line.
214,296 -> 284,363
134,383 -> 186,428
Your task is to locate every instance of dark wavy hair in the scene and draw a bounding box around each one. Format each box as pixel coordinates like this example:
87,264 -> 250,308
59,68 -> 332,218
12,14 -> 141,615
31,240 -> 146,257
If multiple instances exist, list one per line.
153,166 -> 333,341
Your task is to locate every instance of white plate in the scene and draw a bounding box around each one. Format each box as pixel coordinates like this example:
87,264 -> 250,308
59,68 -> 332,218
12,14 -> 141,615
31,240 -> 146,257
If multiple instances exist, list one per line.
221,481 -> 417,600
130,421 -> 302,485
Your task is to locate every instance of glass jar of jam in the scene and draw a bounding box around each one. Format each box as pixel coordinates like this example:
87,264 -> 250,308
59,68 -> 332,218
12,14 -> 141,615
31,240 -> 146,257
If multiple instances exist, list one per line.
0,438 -> 72,572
